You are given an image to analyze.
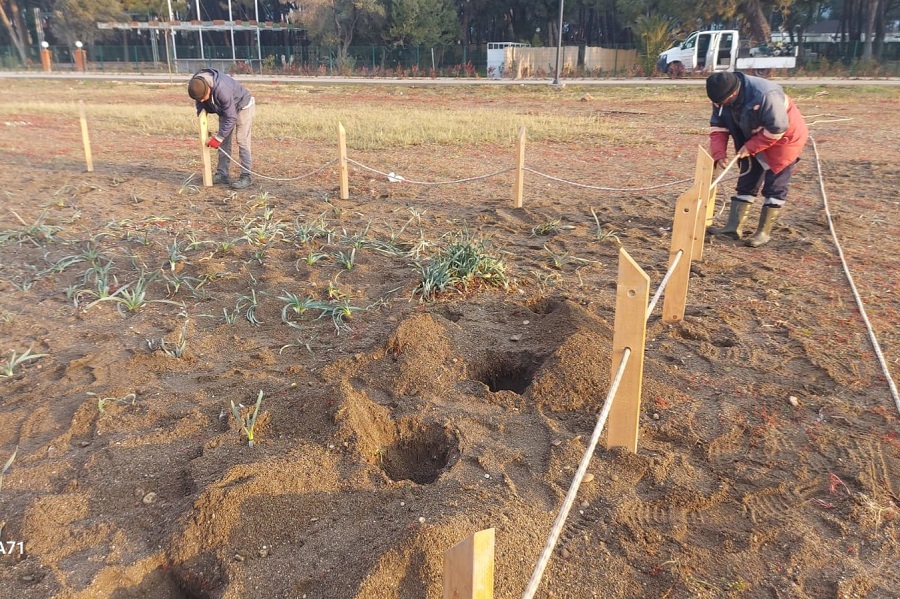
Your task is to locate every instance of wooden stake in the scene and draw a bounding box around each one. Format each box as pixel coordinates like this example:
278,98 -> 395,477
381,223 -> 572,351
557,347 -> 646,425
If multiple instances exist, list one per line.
692,147 -> 715,261
512,127 -> 526,208
199,111 -> 212,187
78,100 -> 93,172
443,528 -> 495,599
338,122 -> 349,200
606,248 -> 649,452
662,179 -> 700,325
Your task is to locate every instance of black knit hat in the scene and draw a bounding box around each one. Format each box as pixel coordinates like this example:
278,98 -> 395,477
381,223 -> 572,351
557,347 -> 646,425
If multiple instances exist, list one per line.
188,77 -> 208,101
706,71 -> 740,103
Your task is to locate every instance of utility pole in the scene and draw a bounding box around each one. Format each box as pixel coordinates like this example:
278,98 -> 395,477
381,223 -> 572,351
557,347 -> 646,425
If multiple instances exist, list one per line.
167,0 -> 178,71
552,0 -> 564,85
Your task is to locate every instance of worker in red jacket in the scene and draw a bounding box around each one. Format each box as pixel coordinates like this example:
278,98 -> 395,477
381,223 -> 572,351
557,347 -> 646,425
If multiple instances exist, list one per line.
705,71 -> 809,247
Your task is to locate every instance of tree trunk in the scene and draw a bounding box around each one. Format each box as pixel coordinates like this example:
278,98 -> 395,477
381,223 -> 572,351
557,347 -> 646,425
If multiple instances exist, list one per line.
742,0 -> 772,44
874,0 -> 886,60
0,0 -> 29,64
862,0 -> 878,60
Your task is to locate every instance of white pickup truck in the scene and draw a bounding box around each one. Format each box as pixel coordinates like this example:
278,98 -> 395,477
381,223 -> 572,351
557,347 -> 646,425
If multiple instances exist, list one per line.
657,30 -> 797,77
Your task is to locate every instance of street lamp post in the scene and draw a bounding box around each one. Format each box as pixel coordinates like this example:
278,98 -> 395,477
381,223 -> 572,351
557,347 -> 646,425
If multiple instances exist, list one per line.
552,0 -> 564,85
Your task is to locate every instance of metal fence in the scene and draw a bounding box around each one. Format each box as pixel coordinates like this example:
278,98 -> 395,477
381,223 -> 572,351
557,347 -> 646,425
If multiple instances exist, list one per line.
2,42 -> 898,76
0,43 -> 640,76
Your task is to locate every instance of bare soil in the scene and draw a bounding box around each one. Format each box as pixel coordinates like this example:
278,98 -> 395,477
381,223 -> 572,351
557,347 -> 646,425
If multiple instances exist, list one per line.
0,79 -> 898,599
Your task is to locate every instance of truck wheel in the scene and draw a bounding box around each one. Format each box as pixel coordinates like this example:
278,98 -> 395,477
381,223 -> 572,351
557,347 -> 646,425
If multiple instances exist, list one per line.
667,61 -> 685,78
751,68 -> 773,78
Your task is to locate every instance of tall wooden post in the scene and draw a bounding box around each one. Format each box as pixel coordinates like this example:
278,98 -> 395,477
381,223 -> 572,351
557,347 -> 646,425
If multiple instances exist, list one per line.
512,127 -> 526,208
78,100 -> 93,173
662,199 -> 700,322
338,122 -> 349,200
692,147 -> 715,261
606,248 -> 649,452
443,528 -> 494,599
199,111 -> 212,187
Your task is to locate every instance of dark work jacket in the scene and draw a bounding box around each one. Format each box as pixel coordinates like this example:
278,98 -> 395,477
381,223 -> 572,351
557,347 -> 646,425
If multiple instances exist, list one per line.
709,71 -> 808,174
192,68 -> 252,140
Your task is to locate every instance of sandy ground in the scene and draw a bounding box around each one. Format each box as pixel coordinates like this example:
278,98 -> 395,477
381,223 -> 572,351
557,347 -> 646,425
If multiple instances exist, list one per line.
0,79 -> 898,598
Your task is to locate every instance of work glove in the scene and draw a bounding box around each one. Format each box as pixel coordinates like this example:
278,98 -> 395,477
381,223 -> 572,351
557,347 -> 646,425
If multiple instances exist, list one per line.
207,135 -> 223,149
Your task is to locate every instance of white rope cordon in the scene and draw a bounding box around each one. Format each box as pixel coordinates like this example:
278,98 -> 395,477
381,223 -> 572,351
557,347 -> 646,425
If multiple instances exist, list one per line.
710,154 -> 741,189
646,249 -> 683,321
805,115 -> 854,126
347,158 -> 514,186
523,167 -> 692,192
522,347 -> 632,599
810,136 -> 900,412
217,148 -> 337,182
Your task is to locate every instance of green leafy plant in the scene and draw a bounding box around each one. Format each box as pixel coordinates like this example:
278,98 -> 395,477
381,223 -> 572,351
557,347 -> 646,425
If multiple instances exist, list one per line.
333,248 -> 357,271
532,217 -> 561,236
86,272 -> 183,312
231,390 -> 263,447
223,306 -> 239,325
635,14 -> 674,76
163,237 -> 187,272
237,290 -> 263,325
148,321 -> 188,358
326,279 -> 347,300
162,272 -> 202,297
0,210 -> 62,245
297,250 -> 329,267
89,391 -> 136,413
0,445 -> 17,495
178,174 -> 200,195
78,259 -> 119,302
309,298 -> 363,333
542,244 -> 594,270
279,332 -> 318,354
413,233 -> 508,301
241,206 -> 287,246
341,221 -> 373,249
292,213 -> 332,245
279,292 -> 317,329
2,347 -> 48,378
590,208 -> 621,244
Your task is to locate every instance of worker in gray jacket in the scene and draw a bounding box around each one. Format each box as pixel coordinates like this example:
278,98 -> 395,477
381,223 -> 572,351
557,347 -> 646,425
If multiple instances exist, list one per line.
188,69 -> 256,189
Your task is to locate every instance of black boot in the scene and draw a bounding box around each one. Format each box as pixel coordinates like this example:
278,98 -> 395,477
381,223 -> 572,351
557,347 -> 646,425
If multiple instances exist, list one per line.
745,205 -> 781,247
708,198 -> 752,239
231,174 -> 252,190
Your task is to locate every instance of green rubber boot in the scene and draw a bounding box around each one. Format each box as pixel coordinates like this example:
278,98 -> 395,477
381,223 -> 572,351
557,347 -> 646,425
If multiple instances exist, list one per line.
708,198 -> 752,239
745,205 -> 781,247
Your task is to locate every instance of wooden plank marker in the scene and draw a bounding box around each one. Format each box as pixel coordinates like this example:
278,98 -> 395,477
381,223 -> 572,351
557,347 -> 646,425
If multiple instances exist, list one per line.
78,100 -> 93,172
338,122 -> 349,200
443,528 -> 495,599
512,127 -> 526,208
605,248 -> 650,452
199,111 -> 212,187
691,147 -> 715,261
661,156 -> 702,324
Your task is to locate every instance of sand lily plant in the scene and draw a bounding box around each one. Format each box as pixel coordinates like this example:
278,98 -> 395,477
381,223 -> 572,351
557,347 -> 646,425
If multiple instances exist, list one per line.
231,391 -> 263,447
414,233 -> 508,301
0,445 -> 17,495
2,347 -> 48,378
